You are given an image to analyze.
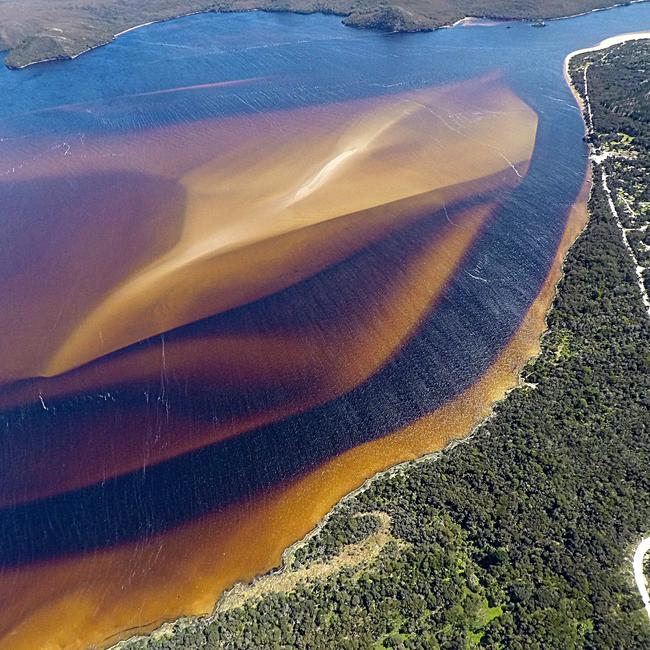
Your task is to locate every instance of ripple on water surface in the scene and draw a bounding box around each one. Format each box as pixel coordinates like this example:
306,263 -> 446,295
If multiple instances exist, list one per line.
1,4 -> 648,647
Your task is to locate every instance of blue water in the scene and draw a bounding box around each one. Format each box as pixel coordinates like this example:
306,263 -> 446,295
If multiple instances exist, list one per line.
0,3 -> 649,564
1,3 -> 649,137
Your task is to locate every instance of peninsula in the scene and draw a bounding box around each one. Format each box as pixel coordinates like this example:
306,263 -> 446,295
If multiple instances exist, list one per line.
0,0 -> 640,69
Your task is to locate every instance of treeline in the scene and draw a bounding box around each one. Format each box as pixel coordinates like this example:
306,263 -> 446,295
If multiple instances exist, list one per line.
120,41 -> 650,650
574,41 -> 650,276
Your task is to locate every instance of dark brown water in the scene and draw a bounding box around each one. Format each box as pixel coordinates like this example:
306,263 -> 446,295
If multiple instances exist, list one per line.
0,6 -> 647,647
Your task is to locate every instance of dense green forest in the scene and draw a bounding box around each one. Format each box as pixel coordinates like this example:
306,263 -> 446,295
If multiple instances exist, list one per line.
573,40 -> 650,287
118,40 -> 650,650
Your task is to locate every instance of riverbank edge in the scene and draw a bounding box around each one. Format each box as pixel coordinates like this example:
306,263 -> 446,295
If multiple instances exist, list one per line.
3,0 -> 648,70
566,32 -> 650,628
109,199 -> 591,648
565,32 -> 650,629
105,36 -> 630,650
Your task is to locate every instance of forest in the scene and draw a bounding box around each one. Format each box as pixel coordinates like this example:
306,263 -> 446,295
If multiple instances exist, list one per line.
572,39 -> 650,285
118,40 -> 650,650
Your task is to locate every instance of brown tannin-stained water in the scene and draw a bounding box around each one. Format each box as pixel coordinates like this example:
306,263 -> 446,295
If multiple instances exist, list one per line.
0,4 -> 648,647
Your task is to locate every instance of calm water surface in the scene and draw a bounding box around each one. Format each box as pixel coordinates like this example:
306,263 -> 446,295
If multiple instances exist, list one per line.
0,4 -> 649,648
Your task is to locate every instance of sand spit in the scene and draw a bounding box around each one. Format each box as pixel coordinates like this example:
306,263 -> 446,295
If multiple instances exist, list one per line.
563,29 -> 650,90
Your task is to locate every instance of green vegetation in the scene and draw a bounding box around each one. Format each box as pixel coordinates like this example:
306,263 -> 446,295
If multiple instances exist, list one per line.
118,40 -> 650,650
0,0 -> 635,69
292,512 -> 381,567
573,40 -> 650,282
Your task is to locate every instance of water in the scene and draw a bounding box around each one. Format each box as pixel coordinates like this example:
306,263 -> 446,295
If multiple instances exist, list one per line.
0,4 -> 648,648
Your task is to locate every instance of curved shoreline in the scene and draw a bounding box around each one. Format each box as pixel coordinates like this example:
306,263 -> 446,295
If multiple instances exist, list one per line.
108,171 -> 591,648
564,29 -> 650,85
2,0 -> 647,70
108,62 -> 596,650
111,29 -> 650,650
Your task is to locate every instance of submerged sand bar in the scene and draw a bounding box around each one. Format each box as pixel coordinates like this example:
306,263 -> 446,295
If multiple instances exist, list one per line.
1,75 -> 537,385
0,75 -> 538,506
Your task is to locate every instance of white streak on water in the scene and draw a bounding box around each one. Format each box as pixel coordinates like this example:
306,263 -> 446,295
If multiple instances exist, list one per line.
442,203 -> 456,226
466,271 -> 488,283
406,99 -> 525,180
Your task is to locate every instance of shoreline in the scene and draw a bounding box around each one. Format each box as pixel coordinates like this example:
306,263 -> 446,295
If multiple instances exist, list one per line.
114,36 -> 650,647
109,53 -> 596,650
563,30 -> 650,121
5,13 -> 202,70
111,168 -> 591,648
4,0 -> 648,70
549,0 -> 647,22
563,29 -> 650,89
115,28 -> 650,650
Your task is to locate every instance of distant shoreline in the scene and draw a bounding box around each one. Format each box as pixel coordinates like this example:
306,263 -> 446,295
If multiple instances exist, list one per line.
2,0 -> 648,70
